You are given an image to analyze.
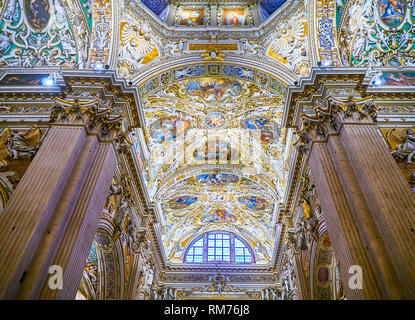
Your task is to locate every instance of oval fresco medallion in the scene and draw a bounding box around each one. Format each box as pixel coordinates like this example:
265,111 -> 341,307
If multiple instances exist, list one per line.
166,196 -> 197,209
201,209 -> 237,223
378,0 -> 406,28
24,0 -> 52,31
196,173 -> 239,185
238,195 -> 270,210
194,140 -> 238,161
241,117 -> 281,142
150,116 -> 190,142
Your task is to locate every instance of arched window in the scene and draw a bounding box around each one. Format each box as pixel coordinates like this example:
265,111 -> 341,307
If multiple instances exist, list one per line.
184,232 -> 255,264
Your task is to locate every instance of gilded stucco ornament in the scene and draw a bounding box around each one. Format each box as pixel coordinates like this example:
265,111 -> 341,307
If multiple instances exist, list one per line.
51,97 -> 124,142
268,18 -> 311,75
296,95 -> 377,145
0,126 -> 42,171
340,0 -> 415,67
0,0 -> 89,68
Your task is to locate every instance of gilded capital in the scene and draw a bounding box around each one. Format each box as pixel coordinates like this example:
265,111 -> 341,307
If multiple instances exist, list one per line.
296,95 -> 377,145
50,97 -> 124,142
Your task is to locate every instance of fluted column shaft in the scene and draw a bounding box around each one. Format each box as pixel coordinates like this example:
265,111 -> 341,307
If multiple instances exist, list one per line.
0,127 -> 87,299
39,142 -> 116,299
339,124 -> 415,298
308,143 -> 378,299
301,95 -> 415,299
326,134 -> 404,299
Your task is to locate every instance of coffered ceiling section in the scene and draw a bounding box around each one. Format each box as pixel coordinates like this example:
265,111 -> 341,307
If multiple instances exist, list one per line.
134,63 -> 290,265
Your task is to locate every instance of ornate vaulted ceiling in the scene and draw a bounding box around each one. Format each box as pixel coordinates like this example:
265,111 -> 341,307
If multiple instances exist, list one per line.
7,0 -> 409,275
112,0 -> 313,268
138,70 -> 288,264
1,0 -> 415,297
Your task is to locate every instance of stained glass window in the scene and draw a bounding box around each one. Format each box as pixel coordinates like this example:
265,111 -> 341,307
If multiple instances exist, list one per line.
184,232 -> 254,264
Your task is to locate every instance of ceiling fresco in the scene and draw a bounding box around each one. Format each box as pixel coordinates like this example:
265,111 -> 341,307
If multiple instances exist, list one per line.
134,67 -> 289,265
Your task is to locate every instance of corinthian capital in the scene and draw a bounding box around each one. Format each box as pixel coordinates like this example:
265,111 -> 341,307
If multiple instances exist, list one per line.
327,95 -> 378,124
296,95 -> 377,145
50,97 -> 124,142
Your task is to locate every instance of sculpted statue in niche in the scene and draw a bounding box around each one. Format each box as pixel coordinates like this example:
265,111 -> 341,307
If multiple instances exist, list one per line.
411,173 -> 415,192
0,33 -> 11,55
172,241 -> 185,259
161,286 -> 168,300
168,287 -> 175,300
119,39 -> 144,66
264,286 -> 280,300
391,129 -> 415,163
297,219 -> 307,251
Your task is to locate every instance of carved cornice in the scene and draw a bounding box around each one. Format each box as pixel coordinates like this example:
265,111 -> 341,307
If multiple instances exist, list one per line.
159,272 -> 278,285
282,67 -> 369,129
0,68 -> 145,129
